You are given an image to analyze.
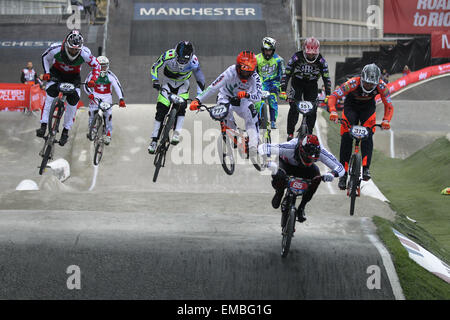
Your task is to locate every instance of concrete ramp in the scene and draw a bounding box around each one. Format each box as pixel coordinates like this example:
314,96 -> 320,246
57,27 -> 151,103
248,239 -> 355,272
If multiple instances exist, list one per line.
375,75 -> 450,159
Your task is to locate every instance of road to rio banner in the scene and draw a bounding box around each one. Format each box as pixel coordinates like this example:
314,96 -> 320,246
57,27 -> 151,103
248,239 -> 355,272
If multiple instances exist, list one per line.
384,0 -> 450,34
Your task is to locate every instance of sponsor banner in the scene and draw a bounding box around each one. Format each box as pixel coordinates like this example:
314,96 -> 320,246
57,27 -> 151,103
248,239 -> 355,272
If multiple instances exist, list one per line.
0,83 -> 30,111
393,228 -> 450,284
0,41 -> 56,48
431,31 -> 450,57
29,84 -> 46,111
384,0 -> 450,34
376,63 -> 450,102
134,2 -> 262,20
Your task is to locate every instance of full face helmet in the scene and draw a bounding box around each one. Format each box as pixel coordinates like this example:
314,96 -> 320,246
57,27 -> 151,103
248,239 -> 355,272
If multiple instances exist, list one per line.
236,50 -> 257,83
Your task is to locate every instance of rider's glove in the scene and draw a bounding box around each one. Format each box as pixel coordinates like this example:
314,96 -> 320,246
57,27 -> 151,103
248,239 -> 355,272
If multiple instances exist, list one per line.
152,80 -> 161,91
322,172 -> 334,182
43,73 -> 51,81
279,91 -> 287,100
88,94 -> 95,101
87,80 -> 96,88
189,99 -> 200,111
230,96 -> 241,106
237,91 -> 249,99
381,120 -> 391,130
329,111 -> 339,122
119,99 -> 126,108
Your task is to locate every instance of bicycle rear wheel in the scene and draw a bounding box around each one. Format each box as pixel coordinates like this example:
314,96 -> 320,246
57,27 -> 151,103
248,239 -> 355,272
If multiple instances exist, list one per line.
281,204 -> 296,258
89,113 -> 102,141
93,120 -> 104,165
39,144 -> 52,175
348,153 -> 361,216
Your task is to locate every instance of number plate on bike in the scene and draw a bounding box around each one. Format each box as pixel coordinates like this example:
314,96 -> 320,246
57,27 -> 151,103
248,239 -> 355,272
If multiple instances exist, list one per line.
288,178 -> 309,195
99,101 -> 112,111
350,126 -> 369,139
297,101 -> 314,115
58,83 -> 76,93
210,105 -> 229,121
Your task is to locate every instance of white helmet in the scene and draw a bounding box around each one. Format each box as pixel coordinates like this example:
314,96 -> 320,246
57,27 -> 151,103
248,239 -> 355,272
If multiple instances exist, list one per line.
64,29 -> 84,61
97,56 -> 110,77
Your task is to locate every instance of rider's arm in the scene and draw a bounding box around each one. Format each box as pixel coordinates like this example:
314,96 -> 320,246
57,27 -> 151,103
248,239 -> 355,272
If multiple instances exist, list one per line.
80,47 -> 100,81
196,68 -> 230,103
327,77 -> 359,112
41,43 -> 59,74
247,73 -> 262,102
275,56 -> 285,85
192,56 -> 206,94
378,81 -> 394,122
280,52 -> 297,92
151,50 -> 170,81
319,57 -> 332,96
319,146 -> 345,177
109,71 -> 125,100
83,72 -> 93,95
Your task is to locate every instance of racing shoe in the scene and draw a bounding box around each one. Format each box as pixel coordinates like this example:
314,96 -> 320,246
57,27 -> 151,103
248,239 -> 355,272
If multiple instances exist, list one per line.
271,121 -> 277,129
171,131 -> 180,145
148,140 -> 157,154
272,189 -> 284,209
338,173 -> 347,190
104,131 -> 111,145
36,123 -> 47,138
296,206 -> 307,223
363,167 -> 371,181
287,134 -> 294,141
59,128 -> 69,146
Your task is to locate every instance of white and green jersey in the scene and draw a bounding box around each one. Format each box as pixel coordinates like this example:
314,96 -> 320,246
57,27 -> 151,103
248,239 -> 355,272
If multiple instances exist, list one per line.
151,49 -> 205,93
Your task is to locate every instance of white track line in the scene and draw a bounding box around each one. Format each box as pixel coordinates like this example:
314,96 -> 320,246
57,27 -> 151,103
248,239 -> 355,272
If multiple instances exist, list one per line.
88,164 -> 99,191
390,129 -> 395,158
361,217 -> 405,300
314,112 -> 336,195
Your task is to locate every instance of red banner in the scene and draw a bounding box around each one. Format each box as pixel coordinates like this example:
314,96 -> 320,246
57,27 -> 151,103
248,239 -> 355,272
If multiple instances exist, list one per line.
431,31 -> 450,57
376,62 -> 450,103
0,83 -> 30,111
384,0 -> 450,34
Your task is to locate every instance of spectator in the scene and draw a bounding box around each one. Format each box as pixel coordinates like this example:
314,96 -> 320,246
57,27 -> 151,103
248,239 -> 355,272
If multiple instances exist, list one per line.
83,0 -> 97,25
20,62 -> 42,85
382,68 -> 390,83
403,65 -> 411,76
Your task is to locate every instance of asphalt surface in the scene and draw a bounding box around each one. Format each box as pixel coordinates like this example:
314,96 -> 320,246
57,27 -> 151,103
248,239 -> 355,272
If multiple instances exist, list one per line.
0,105 -> 397,299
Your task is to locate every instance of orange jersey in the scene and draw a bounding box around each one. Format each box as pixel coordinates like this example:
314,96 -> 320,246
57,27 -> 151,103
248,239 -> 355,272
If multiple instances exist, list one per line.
328,76 -> 393,121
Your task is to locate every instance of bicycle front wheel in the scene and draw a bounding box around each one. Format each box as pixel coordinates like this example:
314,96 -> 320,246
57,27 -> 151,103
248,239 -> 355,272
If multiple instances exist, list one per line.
281,204 -> 296,258
48,99 -> 64,136
217,134 -> 235,175
348,153 -> 361,216
39,144 -> 52,175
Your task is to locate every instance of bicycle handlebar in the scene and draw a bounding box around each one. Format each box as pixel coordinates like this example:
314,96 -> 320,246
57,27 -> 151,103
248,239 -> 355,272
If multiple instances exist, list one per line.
338,117 -> 382,131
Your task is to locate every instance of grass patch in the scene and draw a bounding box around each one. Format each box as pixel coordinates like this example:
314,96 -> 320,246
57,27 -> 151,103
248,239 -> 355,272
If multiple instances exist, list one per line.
322,111 -> 450,298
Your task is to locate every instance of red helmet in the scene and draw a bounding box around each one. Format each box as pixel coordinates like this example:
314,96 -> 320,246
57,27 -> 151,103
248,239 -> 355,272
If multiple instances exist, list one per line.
236,51 -> 257,83
295,134 -> 321,167
303,37 -> 320,63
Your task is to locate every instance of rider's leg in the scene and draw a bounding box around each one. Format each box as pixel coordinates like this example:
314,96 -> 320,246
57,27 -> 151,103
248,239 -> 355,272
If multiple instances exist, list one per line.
304,81 -> 318,134
88,101 -> 99,128
36,82 -> 58,136
237,101 -> 259,151
286,79 -> 304,136
60,88 -> 81,146
151,90 -> 171,142
297,163 -> 321,222
339,106 -> 359,170
271,160 -> 290,209
360,104 -> 376,180
172,85 -> 189,144
268,82 -> 279,124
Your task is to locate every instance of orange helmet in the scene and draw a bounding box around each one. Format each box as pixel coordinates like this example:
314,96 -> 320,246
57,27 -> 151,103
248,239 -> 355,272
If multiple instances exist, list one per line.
236,51 -> 257,83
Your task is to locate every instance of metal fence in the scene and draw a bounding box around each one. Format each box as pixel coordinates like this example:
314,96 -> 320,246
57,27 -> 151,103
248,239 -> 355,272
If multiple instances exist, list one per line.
0,0 -> 68,15
293,0 -> 387,56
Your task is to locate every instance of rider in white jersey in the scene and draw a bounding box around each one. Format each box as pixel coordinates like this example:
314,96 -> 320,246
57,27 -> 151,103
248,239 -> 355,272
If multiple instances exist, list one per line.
258,134 -> 345,222
84,56 -> 126,145
148,41 -> 205,154
190,50 -> 262,157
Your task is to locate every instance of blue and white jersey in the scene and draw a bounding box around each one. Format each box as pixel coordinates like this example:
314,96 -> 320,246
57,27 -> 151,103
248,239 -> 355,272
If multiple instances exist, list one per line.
258,138 -> 345,176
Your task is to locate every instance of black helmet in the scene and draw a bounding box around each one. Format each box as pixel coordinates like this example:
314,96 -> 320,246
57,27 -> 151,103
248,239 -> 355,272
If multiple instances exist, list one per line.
175,41 -> 194,66
63,29 -> 84,61
294,134 -> 321,167
361,63 -> 381,93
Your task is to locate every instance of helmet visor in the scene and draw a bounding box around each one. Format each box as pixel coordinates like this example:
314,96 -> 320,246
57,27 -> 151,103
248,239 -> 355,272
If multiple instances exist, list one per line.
362,80 -> 377,92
